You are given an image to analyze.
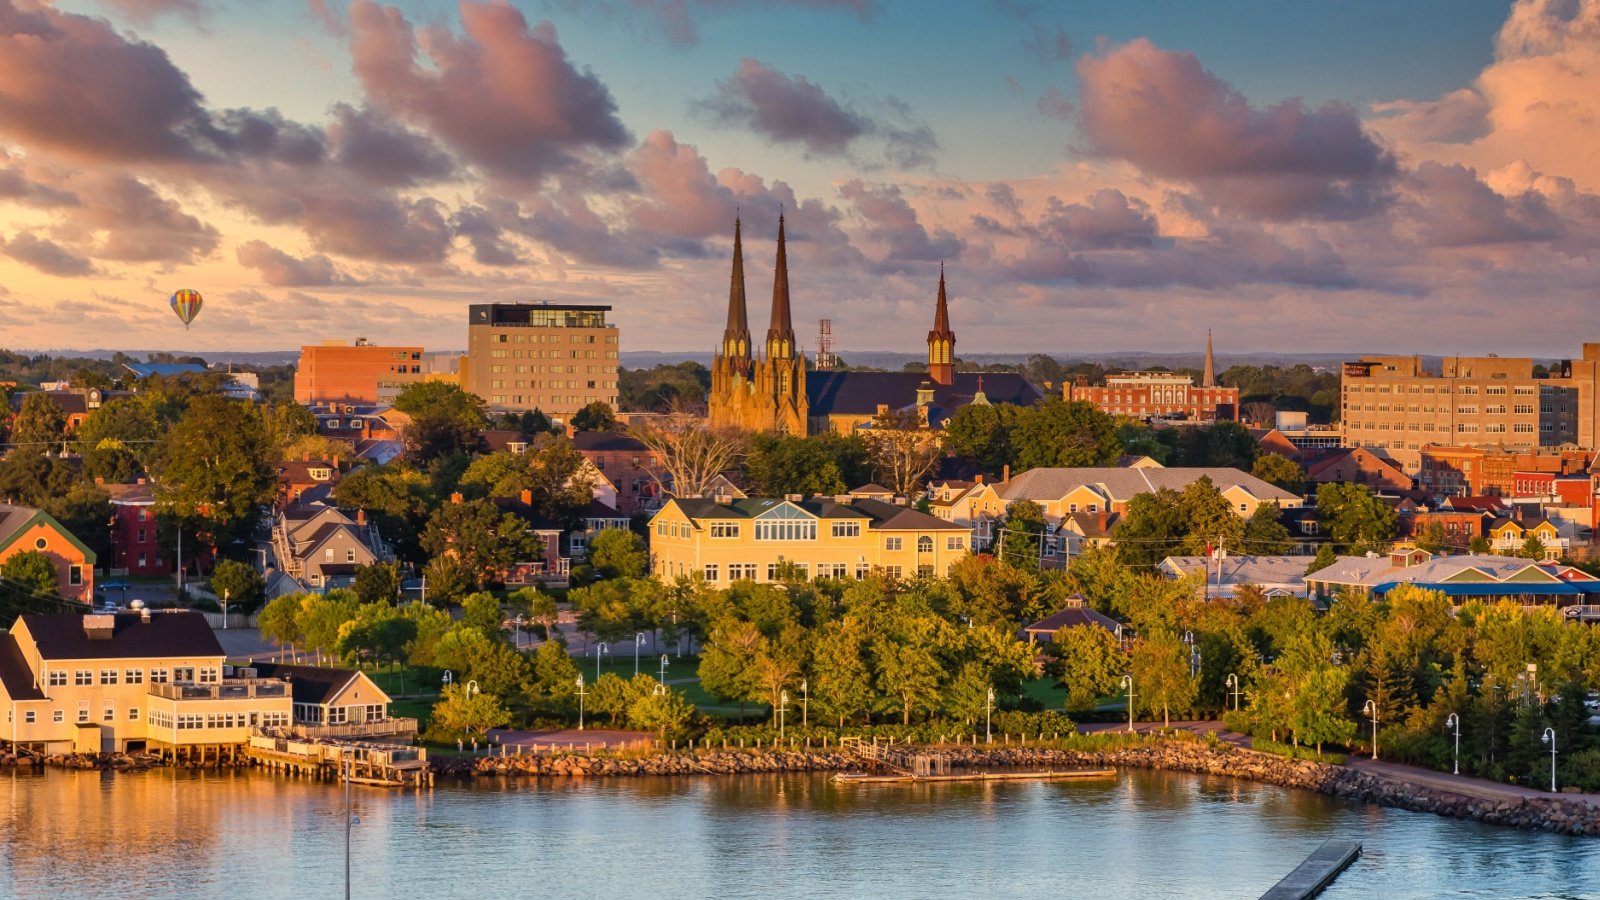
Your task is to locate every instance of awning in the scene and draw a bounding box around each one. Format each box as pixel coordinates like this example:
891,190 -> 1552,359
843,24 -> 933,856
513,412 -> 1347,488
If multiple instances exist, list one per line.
1370,581 -> 1597,598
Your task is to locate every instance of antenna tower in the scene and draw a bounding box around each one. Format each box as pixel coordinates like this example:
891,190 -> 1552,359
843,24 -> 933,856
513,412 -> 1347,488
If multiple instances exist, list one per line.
816,318 -> 836,370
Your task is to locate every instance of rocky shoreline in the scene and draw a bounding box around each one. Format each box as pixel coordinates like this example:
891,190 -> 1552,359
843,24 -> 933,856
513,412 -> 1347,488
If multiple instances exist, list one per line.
431,739 -> 1600,837
3,748 -> 238,772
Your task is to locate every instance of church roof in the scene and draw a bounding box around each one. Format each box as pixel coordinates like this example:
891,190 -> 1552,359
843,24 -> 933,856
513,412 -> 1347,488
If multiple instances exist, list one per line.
805,371 -> 1040,417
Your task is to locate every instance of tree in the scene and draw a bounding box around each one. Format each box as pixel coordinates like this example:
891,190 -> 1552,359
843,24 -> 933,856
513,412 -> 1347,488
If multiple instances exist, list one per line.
1,551 -> 58,596
571,401 -> 618,432
588,528 -> 649,579
527,638 -> 581,713
1414,521 -> 1449,555
1250,453 -> 1305,494
460,592 -> 504,634
1518,534 -> 1548,561
421,497 -> 542,588
393,382 -> 488,428
861,409 -> 943,497
10,393 -> 67,449
810,618 -> 874,727
208,559 -> 267,615
628,683 -> 694,739
333,462 -> 434,564
1306,543 -> 1338,575
150,395 -> 276,548
422,554 -> 477,606
1111,488 -> 1188,567
997,500 -> 1049,570
1242,503 -> 1294,554
428,682 -> 510,739
873,614 -> 945,725
1178,476 -> 1245,556
1315,482 -> 1397,554
588,672 -> 632,725
942,403 -> 1015,472
1129,629 -> 1196,728
1010,399 -> 1120,471
1050,625 -> 1124,713
744,433 -> 867,497
336,611 -> 417,670
698,617 -> 765,717
1468,535 -> 1491,554
353,561 -> 402,605
631,415 -> 746,499
258,593 -> 307,649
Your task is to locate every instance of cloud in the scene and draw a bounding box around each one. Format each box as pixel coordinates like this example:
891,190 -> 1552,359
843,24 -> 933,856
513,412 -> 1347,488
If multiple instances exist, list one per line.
326,103 -> 456,187
1076,38 -> 1397,220
451,204 -> 523,266
1369,89 -> 1491,145
348,0 -> 631,183
61,174 -> 219,264
95,0 -> 207,25
235,239 -> 356,286
697,58 -> 937,168
0,232 -> 98,277
1034,87 -> 1073,121
1402,161 -> 1563,247
839,179 -> 964,266
546,0 -> 874,48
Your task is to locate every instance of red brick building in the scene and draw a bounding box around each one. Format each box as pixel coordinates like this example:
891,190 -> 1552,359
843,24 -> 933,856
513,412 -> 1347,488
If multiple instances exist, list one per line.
0,503 -> 96,603
1307,447 -> 1412,492
1068,372 -> 1239,422
572,431 -> 666,516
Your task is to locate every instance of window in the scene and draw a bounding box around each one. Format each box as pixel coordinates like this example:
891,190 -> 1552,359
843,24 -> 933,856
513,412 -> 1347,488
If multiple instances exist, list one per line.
709,523 -> 740,538
125,668 -> 143,684
77,704 -> 89,723
149,668 -> 169,684
703,564 -> 719,582
346,549 -> 357,563
100,669 -> 118,685
754,512 -> 817,541
48,670 -> 66,687
946,536 -> 964,550
884,566 -> 903,580
173,667 -> 195,683
75,669 -> 92,686
855,563 -> 872,579
128,708 -> 139,721
52,710 -> 63,723
917,565 -> 935,578
24,711 -> 35,724
729,563 -> 758,581
884,537 -> 903,551
103,703 -> 115,722
831,522 -> 861,538
916,536 -> 933,553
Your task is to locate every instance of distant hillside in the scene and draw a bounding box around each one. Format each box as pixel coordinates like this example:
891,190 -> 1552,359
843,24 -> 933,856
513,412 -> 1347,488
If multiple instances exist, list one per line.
617,350 -> 1504,373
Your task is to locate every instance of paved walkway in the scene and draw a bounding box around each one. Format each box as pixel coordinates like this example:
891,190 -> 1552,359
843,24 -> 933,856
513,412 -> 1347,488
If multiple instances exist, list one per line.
489,727 -> 653,751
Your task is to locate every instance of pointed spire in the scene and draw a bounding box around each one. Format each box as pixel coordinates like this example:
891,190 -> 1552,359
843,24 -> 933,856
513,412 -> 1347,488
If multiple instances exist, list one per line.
722,217 -> 750,359
1203,329 -> 1216,387
927,262 -> 957,385
767,213 -> 795,358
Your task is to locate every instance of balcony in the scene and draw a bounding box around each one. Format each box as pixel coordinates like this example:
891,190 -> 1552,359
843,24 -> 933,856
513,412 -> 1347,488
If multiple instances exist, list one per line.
149,679 -> 290,701
286,718 -> 419,740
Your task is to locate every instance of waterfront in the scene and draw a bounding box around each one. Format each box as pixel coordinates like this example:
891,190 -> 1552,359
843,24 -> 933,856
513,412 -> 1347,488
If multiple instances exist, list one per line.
1,768 -> 1595,898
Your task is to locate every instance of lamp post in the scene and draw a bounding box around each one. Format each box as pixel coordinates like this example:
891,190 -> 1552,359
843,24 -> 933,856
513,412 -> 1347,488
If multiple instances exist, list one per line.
635,632 -> 646,677
659,653 -> 669,685
596,642 -> 609,681
576,675 -> 587,731
778,690 -> 789,739
1362,700 -> 1379,760
1541,727 -> 1558,793
442,670 -> 454,688
1122,675 -> 1135,733
985,687 -> 995,744
514,615 -> 525,649
1225,673 -> 1240,711
801,679 -> 809,729
1445,712 -> 1461,775
343,756 -> 362,900
222,589 -> 229,630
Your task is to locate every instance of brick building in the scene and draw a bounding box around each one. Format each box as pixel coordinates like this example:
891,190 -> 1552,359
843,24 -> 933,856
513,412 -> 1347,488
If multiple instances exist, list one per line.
460,303 -> 619,419
1066,335 -> 1236,422
293,339 -> 427,405
1418,445 -> 1592,497
0,504 -> 96,603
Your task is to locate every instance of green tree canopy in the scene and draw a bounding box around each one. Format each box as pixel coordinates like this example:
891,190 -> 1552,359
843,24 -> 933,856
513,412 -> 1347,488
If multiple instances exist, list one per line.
571,401 -> 619,432
589,527 -> 649,579
1010,398 -> 1120,471
1315,482 -> 1397,554
421,497 -> 542,589
150,395 -> 276,546
1250,452 -> 1305,493
209,559 -> 267,614
1,550 -> 59,597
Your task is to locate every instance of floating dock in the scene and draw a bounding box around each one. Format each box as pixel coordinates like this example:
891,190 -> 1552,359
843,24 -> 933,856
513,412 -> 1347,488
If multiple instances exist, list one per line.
244,733 -> 431,788
1258,840 -> 1363,900
833,768 -> 1116,786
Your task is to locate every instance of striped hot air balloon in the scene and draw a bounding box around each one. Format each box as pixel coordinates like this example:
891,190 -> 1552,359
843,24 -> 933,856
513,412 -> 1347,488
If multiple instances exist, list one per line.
170,288 -> 203,330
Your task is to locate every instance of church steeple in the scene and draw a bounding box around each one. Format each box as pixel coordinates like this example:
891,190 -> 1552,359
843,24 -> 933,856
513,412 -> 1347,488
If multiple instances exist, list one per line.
1202,329 -> 1216,387
766,214 -> 795,359
722,217 -> 750,361
927,262 -> 956,385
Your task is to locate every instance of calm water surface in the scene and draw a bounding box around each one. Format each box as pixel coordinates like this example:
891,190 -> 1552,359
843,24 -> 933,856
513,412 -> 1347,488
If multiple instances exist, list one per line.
1,767 -> 1596,898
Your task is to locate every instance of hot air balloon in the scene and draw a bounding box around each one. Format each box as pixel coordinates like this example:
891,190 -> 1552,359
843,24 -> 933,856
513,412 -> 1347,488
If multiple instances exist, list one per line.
170,288 -> 203,330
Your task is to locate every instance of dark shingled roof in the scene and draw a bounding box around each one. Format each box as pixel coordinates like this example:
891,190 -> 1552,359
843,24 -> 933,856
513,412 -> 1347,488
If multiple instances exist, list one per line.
805,371 -> 1041,417
21,612 -> 223,661
573,431 -> 649,452
1021,602 -> 1121,637
242,662 -> 361,705
0,633 -> 46,701
671,496 -> 965,530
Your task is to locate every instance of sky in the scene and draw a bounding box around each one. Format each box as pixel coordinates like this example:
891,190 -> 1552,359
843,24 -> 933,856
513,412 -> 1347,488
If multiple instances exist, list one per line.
1,0 -> 1598,358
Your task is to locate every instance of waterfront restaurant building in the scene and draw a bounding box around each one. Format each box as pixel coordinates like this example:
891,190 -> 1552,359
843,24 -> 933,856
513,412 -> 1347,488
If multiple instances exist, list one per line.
648,496 -> 971,583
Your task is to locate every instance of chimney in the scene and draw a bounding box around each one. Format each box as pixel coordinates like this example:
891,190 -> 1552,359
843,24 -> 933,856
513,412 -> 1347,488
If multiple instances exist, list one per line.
520,489 -> 534,506
1002,464 -> 1011,483
83,614 -> 115,640
94,477 -> 104,485
136,477 -> 146,485
450,492 -> 464,504
974,474 -> 984,485
302,451 -> 311,462
332,455 -> 340,469
356,509 -> 366,527
1097,510 -> 1108,533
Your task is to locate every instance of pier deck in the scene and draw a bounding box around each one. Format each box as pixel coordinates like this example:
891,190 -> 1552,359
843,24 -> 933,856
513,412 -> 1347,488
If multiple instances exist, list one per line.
832,768 -> 1116,785
1258,840 -> 1363,900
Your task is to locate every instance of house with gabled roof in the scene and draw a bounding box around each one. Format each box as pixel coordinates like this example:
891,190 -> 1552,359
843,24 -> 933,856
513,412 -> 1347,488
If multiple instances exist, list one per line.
0,503 -> 96,604
241,662 -> 414,740
1302,551 -> 1600,612
268,502 -> 390,593
649,495 -> 968,584
1487,517 -> 1567,559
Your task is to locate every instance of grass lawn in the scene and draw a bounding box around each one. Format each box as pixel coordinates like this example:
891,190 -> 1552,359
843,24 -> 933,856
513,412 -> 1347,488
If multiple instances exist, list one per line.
580,654 -> 701,683
1022,677 -> 1067,709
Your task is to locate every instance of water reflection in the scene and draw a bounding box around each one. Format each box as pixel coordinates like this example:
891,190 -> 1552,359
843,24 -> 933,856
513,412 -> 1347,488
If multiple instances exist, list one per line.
0,768 -> 1596,899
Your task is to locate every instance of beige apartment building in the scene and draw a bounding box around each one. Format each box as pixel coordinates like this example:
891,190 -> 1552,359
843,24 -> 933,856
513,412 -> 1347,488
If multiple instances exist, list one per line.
461,303 -> 619,420
649,496 -> 970,583
0,611 -> 291,755
1340,352 -> 1592,472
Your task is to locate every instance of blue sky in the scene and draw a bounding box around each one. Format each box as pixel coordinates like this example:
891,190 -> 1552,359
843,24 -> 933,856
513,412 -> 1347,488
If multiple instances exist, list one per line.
2,0 -> 1598,356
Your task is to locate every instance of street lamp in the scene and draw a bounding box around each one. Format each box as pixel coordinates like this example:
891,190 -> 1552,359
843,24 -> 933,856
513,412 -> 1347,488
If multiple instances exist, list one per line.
596,642 -> 609,680
1225,673 -> 1241,711
659,653 -> 669,685
1121,675 -> 1135,733
778,690 -> 789,739
1542,727 -> 1558,793
1362,700 -> 1379,760
514,615 -> 525,649
223,589 -> 230,630
442,670 -> 454,687
343,756 -> 362,900
801,679 -> 809,729
635,632 -> 646,677
465,680 -> 479,697
575,675 -> 587,731
1445,712 -> 1461,775
985,687 -> 995,744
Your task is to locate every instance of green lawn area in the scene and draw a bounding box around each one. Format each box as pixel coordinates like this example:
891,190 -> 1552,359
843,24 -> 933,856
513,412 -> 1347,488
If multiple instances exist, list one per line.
1022,676 -> 1066,709
579,653 -> 701,683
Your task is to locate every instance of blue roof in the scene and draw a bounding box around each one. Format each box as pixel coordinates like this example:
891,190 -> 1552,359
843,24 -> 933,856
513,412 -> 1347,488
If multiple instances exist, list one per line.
1370,581 -> 1599,598
125,362 -> 207,378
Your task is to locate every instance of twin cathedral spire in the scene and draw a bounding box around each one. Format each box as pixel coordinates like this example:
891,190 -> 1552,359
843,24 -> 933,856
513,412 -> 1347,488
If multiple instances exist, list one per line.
719,215 -> 956,384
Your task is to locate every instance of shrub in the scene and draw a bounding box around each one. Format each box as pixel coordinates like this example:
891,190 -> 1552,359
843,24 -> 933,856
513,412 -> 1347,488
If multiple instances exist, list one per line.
1250,737 -> 1346,765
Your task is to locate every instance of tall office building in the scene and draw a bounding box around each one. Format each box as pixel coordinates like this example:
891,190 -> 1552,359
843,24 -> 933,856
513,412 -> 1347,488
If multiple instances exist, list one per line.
1340,353 -> 1586,473
461,303 -> 620,418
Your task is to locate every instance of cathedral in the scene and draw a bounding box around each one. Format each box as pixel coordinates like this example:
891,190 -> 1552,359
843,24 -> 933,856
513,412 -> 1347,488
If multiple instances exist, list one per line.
708,217 -> 1042,436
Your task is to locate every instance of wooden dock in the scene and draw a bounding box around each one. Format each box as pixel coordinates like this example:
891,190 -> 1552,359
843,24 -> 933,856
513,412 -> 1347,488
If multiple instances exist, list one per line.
244,733 -> 431,788
1258,840 -> 1363,900
833,768 -> 1116,786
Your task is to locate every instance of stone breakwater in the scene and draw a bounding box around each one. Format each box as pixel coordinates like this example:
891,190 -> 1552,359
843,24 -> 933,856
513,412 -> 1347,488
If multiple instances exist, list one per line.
432,740 -> 1600,837
6,749 -> 237,772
